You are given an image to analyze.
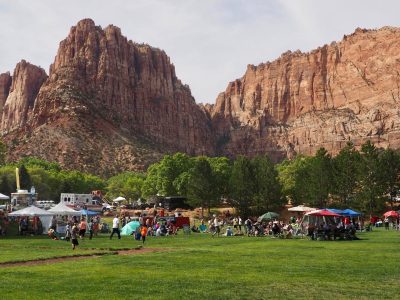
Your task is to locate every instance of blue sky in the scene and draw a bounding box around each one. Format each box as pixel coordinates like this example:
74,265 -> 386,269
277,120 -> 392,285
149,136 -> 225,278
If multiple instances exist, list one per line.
0,0 -> 399,103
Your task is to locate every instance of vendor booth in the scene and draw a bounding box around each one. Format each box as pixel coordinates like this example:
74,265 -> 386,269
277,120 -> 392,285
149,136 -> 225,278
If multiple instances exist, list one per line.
9,206 -> 54,234
49,202 -> 81,233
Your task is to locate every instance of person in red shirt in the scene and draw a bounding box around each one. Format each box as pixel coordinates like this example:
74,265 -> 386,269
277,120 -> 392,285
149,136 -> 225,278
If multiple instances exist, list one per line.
141,225 -> 148,244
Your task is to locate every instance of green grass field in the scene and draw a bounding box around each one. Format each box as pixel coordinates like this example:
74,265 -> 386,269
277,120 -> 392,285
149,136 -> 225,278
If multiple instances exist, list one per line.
0,228 -> 399,300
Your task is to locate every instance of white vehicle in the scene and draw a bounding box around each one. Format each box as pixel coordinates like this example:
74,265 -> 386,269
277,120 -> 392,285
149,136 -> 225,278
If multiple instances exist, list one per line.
60,193 -> 103,212
35,200 -> 55,209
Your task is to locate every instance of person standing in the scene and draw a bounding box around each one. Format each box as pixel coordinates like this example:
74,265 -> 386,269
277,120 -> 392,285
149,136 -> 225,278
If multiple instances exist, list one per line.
88,218 -> 94,240
79,218 -> 87,239
71,223 -> 79,250
141,225 -> 148,244
238,216 -> 243,233
65,222 -> 71,241
212,215 -> 220,237
110,215 -> 121,239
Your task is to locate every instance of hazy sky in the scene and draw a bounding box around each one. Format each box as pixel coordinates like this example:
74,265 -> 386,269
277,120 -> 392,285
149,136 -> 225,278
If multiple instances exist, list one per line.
0,0 -> 398,103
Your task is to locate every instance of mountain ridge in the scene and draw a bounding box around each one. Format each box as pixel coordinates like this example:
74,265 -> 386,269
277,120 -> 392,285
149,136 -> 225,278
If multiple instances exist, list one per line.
1,19 -> 400,175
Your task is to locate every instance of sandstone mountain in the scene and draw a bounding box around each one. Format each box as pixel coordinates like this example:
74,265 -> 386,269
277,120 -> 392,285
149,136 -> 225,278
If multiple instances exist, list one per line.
212,27 -> 400,159
1,20 -> 400,176
0,19 -> 213,176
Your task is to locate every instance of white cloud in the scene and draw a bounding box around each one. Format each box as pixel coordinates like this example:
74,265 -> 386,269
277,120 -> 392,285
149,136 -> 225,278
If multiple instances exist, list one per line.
0,0 -> 399,103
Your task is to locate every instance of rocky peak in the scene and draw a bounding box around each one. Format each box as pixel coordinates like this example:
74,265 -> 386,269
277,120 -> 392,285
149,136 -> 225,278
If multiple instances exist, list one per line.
0,72 -> 12,113
1,60 -> 47,132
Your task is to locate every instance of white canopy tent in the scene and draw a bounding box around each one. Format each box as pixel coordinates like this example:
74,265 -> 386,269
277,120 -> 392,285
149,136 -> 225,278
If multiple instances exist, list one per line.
288,205 -> 315,212
113,196 -> 126,202
48,202 -> 81,216
9,206 -> 54,234
0,193 -> 10,200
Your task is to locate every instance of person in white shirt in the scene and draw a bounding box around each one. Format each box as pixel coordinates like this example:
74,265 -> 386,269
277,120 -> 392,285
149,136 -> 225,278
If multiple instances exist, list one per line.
110,215 -> 121,239
238,216 -> 243,233
212,216 -> 221,237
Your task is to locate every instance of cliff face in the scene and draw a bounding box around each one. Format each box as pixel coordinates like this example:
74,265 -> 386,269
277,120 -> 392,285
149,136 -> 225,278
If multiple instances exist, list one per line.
1,19 -> 213,175
0,72 -> 12,113
2,21 -> 400,175
212,27 -> 400,159
0,61 -> 47,132
32,19 -> 213,155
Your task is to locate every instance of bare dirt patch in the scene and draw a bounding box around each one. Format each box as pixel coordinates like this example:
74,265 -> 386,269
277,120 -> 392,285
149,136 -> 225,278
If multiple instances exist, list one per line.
0,247 -> 168,268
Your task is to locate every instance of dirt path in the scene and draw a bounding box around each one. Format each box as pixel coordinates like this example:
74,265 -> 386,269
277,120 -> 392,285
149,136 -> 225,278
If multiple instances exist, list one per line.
0,247 -> 167,268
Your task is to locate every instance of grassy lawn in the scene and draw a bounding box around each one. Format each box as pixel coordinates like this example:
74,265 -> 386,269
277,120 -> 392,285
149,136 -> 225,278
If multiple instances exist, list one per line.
0,228 -> 399,299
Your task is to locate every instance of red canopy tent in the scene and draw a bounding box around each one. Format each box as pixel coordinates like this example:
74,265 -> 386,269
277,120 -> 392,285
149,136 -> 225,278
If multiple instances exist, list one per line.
383,210 -> 399,218
305,209 -> 341,217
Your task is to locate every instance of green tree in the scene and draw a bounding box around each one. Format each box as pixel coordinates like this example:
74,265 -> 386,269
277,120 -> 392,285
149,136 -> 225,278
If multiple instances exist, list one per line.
377,148 -> 400,208
18,164 -> 32,190
142,153 -> 194,198
331,142 -> 361,207
252,156 -> 283,215
208,156 -> 232,202
106,172 -> 144,203
186,157 -> 215,214
307,148 -> 333,208
18,157 -> 61,171
228,156 -> 254,217
356,141 -> 384,213
142,163 -> 160,199
0,175 -> 12,196
277,155 -> 314,206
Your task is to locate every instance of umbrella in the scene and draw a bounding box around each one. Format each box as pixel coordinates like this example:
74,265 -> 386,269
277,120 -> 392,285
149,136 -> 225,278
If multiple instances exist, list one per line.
120,221 -> 141,236
257,212 -> 279,222
383,210 -> 399,218
288,205 -> 315,212
305,209 -> 341,217
113,196 -> 126,202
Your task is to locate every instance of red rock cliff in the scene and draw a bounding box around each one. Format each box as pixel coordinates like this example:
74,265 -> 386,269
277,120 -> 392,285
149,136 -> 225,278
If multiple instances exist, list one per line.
1,19 -> 213,175
0,72 -> 12,114
1,61 -> 47,132
212,27 -> 400,159
32,19 -> 213,155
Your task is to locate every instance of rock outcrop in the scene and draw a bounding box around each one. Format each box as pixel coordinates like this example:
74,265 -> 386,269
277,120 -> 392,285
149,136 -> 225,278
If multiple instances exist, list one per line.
1,19 -> 213,175
32,19 -> 213,155
0,61 -> 47,132
211,27 -> 400,159
0,72 -> 12,113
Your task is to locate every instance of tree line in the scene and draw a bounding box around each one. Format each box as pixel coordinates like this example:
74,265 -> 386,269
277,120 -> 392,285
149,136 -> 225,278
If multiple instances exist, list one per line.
0,141 -> 398,216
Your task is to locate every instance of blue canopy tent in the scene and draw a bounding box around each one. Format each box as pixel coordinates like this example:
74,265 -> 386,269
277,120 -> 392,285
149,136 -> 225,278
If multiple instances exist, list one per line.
80,209 -> 98,216
342,209 -> 362,217
327,208 -> 345,215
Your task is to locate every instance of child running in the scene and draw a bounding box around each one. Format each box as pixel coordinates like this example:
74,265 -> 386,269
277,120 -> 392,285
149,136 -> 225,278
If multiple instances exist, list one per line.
141,225 -> 148,244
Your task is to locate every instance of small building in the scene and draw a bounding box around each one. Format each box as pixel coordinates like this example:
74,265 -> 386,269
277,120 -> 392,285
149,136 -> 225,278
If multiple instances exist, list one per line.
11,189 -> 38,209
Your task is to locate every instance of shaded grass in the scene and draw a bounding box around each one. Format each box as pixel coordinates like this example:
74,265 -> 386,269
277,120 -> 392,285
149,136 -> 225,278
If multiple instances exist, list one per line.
0,228 -> 399,299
